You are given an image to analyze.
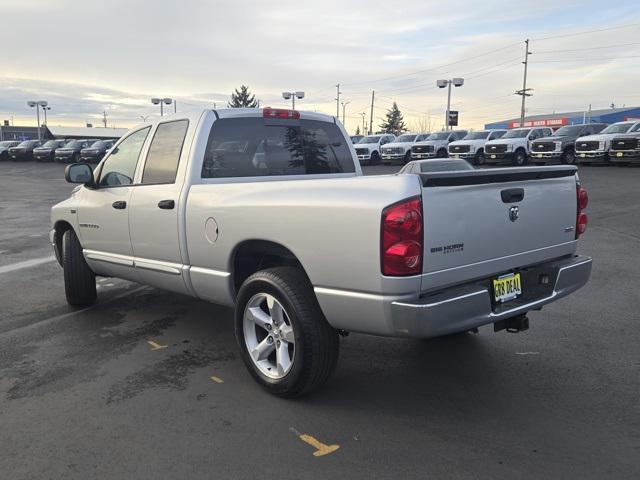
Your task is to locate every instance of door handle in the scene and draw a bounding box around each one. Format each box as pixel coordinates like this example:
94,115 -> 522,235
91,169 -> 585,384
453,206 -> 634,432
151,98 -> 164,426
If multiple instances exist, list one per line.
112,201 -> 127,209
501,188 -> 524,203
158,199 -> 175,210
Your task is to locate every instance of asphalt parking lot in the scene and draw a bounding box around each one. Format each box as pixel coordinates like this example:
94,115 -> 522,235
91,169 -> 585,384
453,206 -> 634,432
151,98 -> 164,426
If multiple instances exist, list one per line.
0,160 -> 639,479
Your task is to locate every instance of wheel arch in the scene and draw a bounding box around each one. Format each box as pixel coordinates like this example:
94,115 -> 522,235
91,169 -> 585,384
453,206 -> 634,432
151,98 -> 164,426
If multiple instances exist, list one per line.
53,220 -> 74,266
230,239 -> 311,298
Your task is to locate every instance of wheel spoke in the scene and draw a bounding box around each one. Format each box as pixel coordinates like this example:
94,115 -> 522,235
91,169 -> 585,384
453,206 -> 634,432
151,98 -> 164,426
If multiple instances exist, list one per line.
251,336 -> 275,361
275,341 -> 292,376
266,295 -> 285,325
280,324 -> 295,343
246,306 -> 272,330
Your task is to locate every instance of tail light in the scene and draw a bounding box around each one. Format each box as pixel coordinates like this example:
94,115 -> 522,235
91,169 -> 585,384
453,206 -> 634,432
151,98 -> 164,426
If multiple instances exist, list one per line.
381,196 -> 423,276
576,183 -> 588,238
263,108 -> 300,120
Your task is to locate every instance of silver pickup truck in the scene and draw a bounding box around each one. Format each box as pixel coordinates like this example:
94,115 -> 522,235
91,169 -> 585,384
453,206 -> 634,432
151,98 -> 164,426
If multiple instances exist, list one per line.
51,108 -> 592,397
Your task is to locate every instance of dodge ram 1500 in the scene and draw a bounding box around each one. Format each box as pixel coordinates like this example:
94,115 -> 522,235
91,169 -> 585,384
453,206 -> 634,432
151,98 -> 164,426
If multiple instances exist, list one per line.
51,108 -> 592,396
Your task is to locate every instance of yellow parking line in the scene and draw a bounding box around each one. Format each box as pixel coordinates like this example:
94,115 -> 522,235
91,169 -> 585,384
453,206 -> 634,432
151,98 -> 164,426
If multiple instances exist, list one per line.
147,340 -> 168,351
289,428 -> 339,457
210,375 -> 224,384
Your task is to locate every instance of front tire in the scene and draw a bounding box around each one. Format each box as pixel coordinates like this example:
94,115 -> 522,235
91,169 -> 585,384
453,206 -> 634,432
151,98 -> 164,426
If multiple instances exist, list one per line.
512,148 -> 527,166
561,149 -> 575,164
370,151 -> 381,165
403,151 -> 412,165
474,150 -> 486,165
62,229 -> 96,306
235,267 -> 339,397
436,148 -> 447,158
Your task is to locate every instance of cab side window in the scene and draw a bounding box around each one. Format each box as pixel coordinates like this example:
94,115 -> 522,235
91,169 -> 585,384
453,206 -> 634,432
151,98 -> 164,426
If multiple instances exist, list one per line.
141,120 -> 189,184
97,127 -> 150,187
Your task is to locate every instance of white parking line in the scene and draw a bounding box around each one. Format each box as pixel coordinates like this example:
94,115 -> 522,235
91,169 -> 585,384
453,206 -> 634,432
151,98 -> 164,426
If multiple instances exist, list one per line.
0,256 -> 56,275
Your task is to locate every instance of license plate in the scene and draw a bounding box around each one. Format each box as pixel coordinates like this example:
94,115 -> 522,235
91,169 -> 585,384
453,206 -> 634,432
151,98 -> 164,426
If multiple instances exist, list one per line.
580,153 -> 586,158
493,273 -> 522,303
537,153 -> 543,158
616,152 -> 623,157
491,154 -> 496,159
450,154 -> 459,159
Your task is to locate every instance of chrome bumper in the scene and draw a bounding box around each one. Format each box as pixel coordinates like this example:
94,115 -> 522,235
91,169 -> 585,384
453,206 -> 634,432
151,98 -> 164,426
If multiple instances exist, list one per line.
411,152 -> 436,159
389,255 -> 592,338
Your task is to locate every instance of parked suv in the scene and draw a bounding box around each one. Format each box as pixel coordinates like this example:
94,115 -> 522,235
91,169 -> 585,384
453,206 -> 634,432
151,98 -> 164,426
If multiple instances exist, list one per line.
8,140 -> 42,161
575,121 -> 640,163
354,134 -> 396,165
54,139 -> 97,163
33,139 -> 69,162
381,132 -> 430,165
0,140 -> 20,160
448,129 -> 507,165
411,130 -> 468,160
484,127 -> 553,166
530,123 -> 607,165
80,139 -> 116,163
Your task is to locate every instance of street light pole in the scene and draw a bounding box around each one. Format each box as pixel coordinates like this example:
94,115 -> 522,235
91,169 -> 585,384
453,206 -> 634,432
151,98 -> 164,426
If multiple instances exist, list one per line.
27,100 -> 47,141
282,91 -> 305,110
437,79 -> 464,130
341,101 -> 350,126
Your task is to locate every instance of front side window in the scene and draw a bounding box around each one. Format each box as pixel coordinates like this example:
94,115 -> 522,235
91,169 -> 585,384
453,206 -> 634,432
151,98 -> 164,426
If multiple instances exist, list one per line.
201,118 -> 355,178
98,127 -> 150,187
142,120 -> 189,184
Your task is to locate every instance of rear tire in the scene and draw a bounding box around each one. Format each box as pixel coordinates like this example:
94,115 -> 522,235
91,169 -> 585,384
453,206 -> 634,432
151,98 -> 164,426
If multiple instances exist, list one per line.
62,229 -> 96,306
234,267 -> 339,397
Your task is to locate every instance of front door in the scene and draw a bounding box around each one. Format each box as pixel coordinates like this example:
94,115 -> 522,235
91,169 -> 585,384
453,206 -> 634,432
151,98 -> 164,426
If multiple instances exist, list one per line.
77,126 -> 151,280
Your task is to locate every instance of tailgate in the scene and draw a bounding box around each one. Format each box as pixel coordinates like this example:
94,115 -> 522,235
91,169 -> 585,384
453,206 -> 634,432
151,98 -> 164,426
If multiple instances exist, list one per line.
418,166 -> 578,292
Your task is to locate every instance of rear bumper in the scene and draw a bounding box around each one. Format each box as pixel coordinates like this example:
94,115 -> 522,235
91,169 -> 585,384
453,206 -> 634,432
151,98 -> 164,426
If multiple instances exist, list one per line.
390,255 -> 591,338
316,255 -> 591,338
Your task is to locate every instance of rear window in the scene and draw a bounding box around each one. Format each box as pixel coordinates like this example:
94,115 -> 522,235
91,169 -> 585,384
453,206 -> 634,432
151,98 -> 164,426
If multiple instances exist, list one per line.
201,118 -> 355,178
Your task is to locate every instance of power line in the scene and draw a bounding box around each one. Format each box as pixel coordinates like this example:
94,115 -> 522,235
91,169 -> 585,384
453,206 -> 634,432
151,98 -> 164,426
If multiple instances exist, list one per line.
535,42 -> 640,54
341,41 -> 522,87
530,55 -> 640,63
531,22 -> 640,41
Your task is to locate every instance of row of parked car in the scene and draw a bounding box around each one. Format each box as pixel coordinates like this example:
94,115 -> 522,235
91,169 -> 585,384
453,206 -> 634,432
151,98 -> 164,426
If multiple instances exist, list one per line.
350,120 -> 640,167
0,138 -> 116,163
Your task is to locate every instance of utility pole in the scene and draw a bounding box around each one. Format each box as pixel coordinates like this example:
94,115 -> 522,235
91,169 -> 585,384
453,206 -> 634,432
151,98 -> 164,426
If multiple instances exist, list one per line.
174,100 -> 177,114
335,84 -> 341,119
369,90 -> 375,135
445,81 -> 452,131
102,110 -> 108,128
360,112 -> 366,134
515,39 -> 532,128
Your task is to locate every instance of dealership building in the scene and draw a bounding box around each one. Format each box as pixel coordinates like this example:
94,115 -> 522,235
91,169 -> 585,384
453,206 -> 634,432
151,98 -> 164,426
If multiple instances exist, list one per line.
484,106 -> 640,130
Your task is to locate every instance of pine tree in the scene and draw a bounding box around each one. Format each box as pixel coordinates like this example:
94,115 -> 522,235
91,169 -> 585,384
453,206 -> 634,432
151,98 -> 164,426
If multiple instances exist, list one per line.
228,85 -> 259,108
379,102 -> 407,135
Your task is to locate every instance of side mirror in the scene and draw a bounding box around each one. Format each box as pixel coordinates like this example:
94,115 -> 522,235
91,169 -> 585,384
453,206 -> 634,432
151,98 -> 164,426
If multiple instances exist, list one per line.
65,163 -> 94,186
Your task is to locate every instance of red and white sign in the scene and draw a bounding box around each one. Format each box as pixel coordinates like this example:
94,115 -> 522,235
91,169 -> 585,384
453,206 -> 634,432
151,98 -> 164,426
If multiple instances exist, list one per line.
508,117 -> 569,129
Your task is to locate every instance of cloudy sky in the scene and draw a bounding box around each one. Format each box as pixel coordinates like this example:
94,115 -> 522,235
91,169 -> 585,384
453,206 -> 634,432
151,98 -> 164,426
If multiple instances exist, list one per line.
1,0 -> 639,132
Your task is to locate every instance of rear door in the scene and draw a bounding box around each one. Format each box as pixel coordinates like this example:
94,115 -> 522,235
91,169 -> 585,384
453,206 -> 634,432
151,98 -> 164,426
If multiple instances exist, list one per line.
128,119 -> 191,294
418,167 -> 578,291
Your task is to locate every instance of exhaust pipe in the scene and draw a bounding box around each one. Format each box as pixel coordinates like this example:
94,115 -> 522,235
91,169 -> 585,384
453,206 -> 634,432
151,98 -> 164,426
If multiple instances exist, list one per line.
494,314 -> 529,333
